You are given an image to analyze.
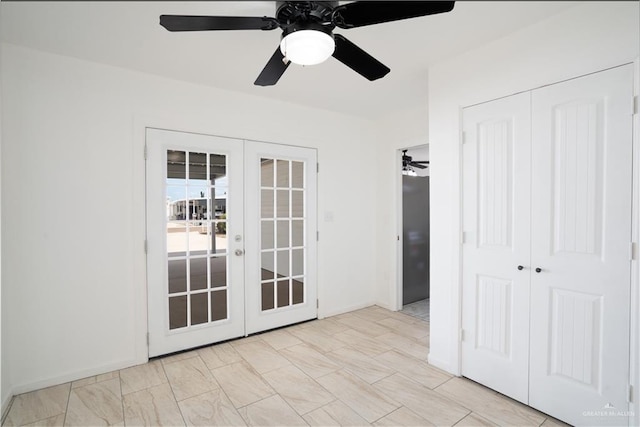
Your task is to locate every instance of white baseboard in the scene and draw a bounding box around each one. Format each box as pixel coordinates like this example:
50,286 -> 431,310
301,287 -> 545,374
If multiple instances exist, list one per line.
427,353 -> 457,376
319,301 -> 376,319
10,356 -> 147,396
1,390 -> 13,422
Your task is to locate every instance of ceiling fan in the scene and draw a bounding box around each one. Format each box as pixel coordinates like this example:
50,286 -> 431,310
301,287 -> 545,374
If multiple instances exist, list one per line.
402,149 -> 429,171
159,1 -> 455,86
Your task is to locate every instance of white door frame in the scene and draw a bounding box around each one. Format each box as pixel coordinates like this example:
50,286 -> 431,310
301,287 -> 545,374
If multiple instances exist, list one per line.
454,62 -> 640,423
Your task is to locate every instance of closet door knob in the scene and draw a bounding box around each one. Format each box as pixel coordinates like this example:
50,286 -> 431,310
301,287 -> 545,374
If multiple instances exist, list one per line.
517,265 -> 524,270
535,267 -> 542,273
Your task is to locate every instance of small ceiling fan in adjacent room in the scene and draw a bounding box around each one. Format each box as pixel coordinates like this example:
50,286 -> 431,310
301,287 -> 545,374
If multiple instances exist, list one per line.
402,149 -> 429,175
159,1 -> 455,86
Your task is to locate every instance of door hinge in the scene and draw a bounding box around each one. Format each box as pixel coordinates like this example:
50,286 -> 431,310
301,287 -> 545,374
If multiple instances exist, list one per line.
317,231 -> 319,241
461,231 -> 468,244
317,163 -> 319,173
146,332 -> 150,346
633,95 -> 638,115
144,145 -> 148,160
144,239 -> 148,254
462,131 -> 468,144
459,329 -> 464,342
317,299 -> 319,309
628,384 -> 633,403
630,242 -> 636,261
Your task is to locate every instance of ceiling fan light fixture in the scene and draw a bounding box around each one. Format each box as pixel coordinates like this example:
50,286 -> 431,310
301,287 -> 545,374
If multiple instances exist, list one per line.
280,30 -> 335,66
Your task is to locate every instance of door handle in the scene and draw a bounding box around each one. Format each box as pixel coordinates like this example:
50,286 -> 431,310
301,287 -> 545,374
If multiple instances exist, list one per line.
235,249 -> 245,256
517,265 -> 524,270
535,267 -> 542,273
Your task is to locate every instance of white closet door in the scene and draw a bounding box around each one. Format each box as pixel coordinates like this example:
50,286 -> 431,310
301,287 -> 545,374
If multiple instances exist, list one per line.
529,65 -> 634,426
461,92 -> 532,404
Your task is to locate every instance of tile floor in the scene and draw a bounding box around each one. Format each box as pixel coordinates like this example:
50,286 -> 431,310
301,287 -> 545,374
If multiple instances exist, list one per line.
400,299 -> 430,322
2,306 -> 566,427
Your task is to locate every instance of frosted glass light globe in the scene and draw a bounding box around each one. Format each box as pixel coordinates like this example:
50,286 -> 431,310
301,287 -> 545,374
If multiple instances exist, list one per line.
280,30 -> 335,66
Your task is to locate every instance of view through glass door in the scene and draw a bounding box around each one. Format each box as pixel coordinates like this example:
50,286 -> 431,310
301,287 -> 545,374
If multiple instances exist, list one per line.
146,129 -> 317,357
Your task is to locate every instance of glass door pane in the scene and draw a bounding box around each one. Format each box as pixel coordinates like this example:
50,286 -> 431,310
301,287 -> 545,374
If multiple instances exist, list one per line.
166,150 -> 229,329
260,159 -> 307,311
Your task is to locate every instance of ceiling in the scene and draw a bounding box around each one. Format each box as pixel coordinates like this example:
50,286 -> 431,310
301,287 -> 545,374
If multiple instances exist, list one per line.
0,1 -> 581,119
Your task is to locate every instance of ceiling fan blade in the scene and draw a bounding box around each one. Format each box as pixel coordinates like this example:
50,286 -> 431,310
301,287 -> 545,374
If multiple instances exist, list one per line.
409,162 -> 428,169
332,34 -> 390,81
160,15 -> 279,32
333,1 -> 455,29
413,160 -> 429,164
254,47 -> 290,86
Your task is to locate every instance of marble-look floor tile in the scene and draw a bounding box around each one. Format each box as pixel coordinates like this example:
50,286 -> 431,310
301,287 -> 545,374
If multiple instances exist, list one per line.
305,318 -> 350,335
372,406 -> 434,427
375,318 -> 428,340
335,316 -> 391,337
303,400 -> 370,426
122,383 -> 184,426
279,344 -> 341,379
434,377 -> 545,426
259,330 -> 302,350
350,306 -> 392,322
316,370 -> 399,423
229,335 -> 262,347
233,340 -> 291,374
211,361 -> 274,408
374,350 -> 450,389
376,332 -> 428,360
238,395 -> 307,427
4,383 -> 70,426
262,365 -> 334,415
119,360 -> 167,395
325,347 -> 395,384
333,329 -> 392,357
64,378 -> 123,426
288,327 -> 347,353
373,374 -> 469,426
159,350 -> 199,366
178,389 -> 246,426
164,356 -> 219,401
541,416 -> 572,426
22,414 -> 66,427
454,412 -> 498,426
197,342 -> 242,370
71,371 -> 119,389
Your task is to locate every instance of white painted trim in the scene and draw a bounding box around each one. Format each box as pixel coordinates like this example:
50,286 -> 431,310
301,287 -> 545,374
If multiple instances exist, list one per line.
630,56 -> 640,427
394,148 -> 404,312
444,110 -> 464,377
1,392 -> 12,424
9,358 -> 142,396
321,301 -> 376,319
427,353 -> 453,373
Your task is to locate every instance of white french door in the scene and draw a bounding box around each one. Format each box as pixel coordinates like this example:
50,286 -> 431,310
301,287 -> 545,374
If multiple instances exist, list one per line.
244,142 -> 317,334
461,64 -> 634,426
146,128 -> 317,357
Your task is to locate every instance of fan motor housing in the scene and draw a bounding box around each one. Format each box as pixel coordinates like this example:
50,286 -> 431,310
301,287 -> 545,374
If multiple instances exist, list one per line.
275,1 -> 338,27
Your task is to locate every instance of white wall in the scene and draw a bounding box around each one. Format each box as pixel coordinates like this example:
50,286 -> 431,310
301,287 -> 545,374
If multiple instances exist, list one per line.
0,33 -> 6,416
0,42 -> 378,394
426,0 -> 639,377
374,99 -> 429,311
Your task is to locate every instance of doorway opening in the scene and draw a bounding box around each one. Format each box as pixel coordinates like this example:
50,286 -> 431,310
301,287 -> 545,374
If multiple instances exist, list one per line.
399,144 -> 430,321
